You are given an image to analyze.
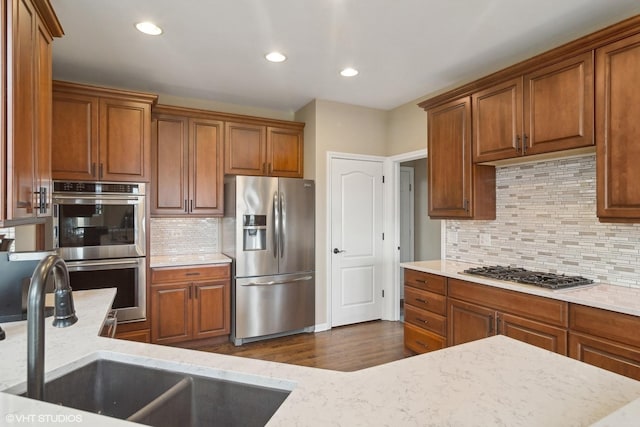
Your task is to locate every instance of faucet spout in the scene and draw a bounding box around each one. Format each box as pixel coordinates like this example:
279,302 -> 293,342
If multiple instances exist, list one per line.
27,255 -> 78,400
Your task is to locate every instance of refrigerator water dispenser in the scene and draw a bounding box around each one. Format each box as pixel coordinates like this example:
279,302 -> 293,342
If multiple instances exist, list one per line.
243,214 -> 266,251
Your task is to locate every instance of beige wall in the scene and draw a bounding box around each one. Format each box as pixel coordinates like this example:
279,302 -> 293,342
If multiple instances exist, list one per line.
386,96 -> 428,156
296,99 -> 387,326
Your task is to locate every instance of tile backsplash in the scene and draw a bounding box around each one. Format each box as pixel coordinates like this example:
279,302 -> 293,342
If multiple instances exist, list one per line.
150,218 -> 219,256
446,155 -> 640,288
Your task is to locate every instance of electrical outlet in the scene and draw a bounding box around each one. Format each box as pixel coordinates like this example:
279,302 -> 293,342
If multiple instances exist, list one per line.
448,230 -> 458,244
479,233 -> 491,246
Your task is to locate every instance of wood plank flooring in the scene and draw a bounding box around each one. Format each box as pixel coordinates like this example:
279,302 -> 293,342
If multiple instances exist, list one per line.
198,320 -> 412,372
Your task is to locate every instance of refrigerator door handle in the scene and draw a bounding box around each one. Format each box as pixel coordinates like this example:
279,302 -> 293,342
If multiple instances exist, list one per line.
280,192 -> 285,258
241,275 -> 313,286
273,191 -> 279,258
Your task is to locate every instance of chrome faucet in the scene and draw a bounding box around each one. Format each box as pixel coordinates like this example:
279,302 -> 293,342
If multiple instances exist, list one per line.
27,255 -> 78,400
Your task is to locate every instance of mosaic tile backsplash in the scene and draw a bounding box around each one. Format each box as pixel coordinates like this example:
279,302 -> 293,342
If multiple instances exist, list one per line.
446,155 -> 640,289
150,218 -> 219,256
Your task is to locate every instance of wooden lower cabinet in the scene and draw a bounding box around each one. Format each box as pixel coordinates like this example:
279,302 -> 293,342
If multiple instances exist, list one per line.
151,265 -> 230,345
115,329 -> 151,343
404,323 -> 445,354
447,298 -> 494,346
569,332 -> 640,381
500,313 -> 567,355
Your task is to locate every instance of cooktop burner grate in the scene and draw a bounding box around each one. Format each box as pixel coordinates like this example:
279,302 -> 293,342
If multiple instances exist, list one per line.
463,266 -> 594,290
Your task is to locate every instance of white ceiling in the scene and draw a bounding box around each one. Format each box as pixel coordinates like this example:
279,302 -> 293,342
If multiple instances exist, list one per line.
51,0 -> 640,113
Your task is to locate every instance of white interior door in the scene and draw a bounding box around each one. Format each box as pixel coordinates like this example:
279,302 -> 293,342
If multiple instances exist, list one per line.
330,157 -> 383,327
399,166 -> 415,299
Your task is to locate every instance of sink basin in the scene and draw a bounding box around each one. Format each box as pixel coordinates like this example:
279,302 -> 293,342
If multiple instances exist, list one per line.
20,359 -> 291,426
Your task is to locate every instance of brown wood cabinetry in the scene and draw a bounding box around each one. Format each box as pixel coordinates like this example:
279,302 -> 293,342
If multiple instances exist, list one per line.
427,97 -> 496,220
151,264 -> 230,345
52,81 -> 157,182
403,270 -> 447,354
569,304 -> 640,380
225,121 -> 304,177
152,106 -> 223,216
473,53 -> 594,163
115,329 -> 151,343
447,278 -> 568,354
596,33 -> 640,221
2,0 -> 61,224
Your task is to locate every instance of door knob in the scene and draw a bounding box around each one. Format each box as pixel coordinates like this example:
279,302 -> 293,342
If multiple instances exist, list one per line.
333,248 -> 345,254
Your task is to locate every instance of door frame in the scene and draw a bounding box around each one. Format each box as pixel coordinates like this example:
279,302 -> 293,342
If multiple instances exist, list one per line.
383,149 -> 447,321
326,151 -> 387,328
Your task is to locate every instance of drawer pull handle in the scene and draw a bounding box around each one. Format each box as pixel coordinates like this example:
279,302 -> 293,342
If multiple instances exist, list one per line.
185,272 -> 201,276
416,279 -> 426,284
415,298 -> 428,304
416,318 -> 429,324
416,340 -> 429,349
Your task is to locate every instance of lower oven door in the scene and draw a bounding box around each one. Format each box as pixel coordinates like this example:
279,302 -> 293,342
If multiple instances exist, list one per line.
66,257 -> 146,322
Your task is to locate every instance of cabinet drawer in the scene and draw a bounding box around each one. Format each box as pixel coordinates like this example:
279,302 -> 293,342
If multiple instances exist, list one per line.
405,305 -> 446,336
570,304 -> 640,348
151,264 -> 230,283
448,278 -> 568,327
404,269 -> 446,295
404,323 -> 445,354
569,332 -> 640,381
405,286 -> 446,315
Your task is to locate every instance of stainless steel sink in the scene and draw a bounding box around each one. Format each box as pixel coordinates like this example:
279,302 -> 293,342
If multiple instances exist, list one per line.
21,359 -> 291,426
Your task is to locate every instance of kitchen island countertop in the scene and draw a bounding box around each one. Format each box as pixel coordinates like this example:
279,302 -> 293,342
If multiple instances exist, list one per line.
401,259 -> 640,317
1,289 -> 640,426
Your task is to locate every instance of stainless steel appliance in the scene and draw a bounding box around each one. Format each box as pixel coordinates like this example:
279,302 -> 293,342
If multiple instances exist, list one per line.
52,182 -> 145,261
223,176 -> 315,346
52,182 -> 147,322
463,265 -> 594,290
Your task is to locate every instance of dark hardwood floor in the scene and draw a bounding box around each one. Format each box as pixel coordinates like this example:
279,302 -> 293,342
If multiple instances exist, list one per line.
198,320 -> 412,372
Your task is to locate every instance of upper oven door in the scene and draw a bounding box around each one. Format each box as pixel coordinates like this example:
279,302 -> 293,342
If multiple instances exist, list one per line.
53,194 -> 146,260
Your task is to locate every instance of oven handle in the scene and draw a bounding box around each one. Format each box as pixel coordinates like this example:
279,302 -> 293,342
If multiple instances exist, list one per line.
65,258 -> 144,271
53,196 -> 144,204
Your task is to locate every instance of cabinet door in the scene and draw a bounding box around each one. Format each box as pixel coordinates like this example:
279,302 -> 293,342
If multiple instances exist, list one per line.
596,33 -> 640,220
224,122 -> 266,175
473,78 -> 523,162
151,283 -> 192,344
447,298 -> 495,346
266,127 -> 303,178
152,114 -> 188,215
524,52 -> 594,155
499,313 -> 567,355
192,281 -> 229,339
99,98 -> 151,182
8,0 -> 37,220
428,97 -> 472,218
52,92 -> 99,180
189,118 -> 223,215
569,332 -> 640,381
35,15 -> 53,216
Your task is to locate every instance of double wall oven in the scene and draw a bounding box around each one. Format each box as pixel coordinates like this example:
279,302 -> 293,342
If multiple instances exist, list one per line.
52,182 -> 146,322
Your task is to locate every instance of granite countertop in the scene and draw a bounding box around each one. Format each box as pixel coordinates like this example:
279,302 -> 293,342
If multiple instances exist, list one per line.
2,290 -> 640,425
149,253 -> 231,268
401,259 -> 640,317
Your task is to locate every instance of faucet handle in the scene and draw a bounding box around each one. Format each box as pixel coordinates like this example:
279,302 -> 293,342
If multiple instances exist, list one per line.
52,288 -> 78,328
0,325 -> 5,340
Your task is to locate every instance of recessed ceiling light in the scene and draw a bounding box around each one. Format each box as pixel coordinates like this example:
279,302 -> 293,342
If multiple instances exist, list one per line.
265,52 -> 287,63
135,21 -> 163,36
340,67 -> 359,77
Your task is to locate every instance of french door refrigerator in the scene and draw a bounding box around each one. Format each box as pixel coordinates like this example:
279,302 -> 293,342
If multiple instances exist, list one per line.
223,176 -> 315,346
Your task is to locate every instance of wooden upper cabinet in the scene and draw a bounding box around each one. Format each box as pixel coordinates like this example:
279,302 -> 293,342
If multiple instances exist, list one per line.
473,52 -> 594,163
224,122 -> 266,175
267,126 -> 303,177
3,0 -> 62,223
225,121 -> 304,178
473,78 -> 523,162
427,97 -> 495,219
596,33 -> 640,221
52,81 -> 157,182
151,106 -> 223,216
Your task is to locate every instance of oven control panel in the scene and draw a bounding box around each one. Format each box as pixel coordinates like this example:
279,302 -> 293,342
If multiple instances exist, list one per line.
53,182 -> 143,194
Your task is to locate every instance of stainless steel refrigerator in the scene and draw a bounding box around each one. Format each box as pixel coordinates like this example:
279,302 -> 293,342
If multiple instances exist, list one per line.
222,176 -> 315,346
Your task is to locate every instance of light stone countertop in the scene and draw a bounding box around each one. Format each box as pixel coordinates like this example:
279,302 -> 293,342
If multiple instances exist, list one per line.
2,289 -> 640,426
401,259 -> 640,317
149,253 -> 231,268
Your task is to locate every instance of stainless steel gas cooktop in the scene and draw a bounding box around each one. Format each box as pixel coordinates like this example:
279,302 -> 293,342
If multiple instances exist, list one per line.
463,265 -> 594,290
